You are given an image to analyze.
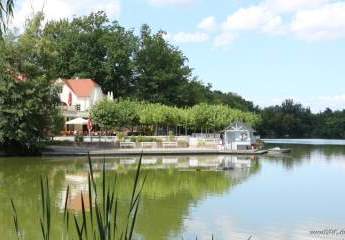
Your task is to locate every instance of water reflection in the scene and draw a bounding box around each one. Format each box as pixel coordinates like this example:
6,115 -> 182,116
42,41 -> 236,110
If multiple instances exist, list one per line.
52,155 -> 260,240
1,145 -> 345,239
2,155 -> 259,239
265,144 -> 345,170
59,173 -> 98,212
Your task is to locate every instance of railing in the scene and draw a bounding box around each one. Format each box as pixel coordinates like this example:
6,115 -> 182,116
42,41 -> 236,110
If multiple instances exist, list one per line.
119,142 -> 136,148
61,105 -> 78,111
162,142 -> 178,148
192,133 -> 220,139
54,136 -> 117,143
61,106 -> 88,118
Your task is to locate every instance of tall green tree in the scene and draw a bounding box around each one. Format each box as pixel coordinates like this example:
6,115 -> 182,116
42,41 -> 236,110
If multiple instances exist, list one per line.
0,13 -> 62,152
0,0 -> 13,37
256,99 -> 314,138
134,25 -> 193,106
43,11 -> 109,80
19,11 -> 257,111
101,22 -> 138,98
312,108 -> 345,138
42,12 -> 139,97
0,72 -> 60,151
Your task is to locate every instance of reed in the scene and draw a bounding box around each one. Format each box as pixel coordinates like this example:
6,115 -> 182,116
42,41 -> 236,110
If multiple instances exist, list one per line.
11,153 -> 145,240
10,153 -> 251,239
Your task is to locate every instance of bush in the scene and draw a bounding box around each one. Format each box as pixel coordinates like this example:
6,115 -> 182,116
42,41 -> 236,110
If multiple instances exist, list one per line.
177,140 -> 189,148
168,130 -> 175,141
129,136 -> 162,143
117,131 -> 125,141
197,139 -> 207,147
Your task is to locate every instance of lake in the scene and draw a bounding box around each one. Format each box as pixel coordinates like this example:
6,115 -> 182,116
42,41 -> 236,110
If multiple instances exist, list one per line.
1,142 -> 345,239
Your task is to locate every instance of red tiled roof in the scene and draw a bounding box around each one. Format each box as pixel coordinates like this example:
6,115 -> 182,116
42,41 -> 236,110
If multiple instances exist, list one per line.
64,79 -> 98,97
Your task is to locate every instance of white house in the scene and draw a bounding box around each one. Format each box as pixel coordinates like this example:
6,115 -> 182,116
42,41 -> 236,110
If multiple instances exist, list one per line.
57,78 -> 105,113
223,122 -> 256,150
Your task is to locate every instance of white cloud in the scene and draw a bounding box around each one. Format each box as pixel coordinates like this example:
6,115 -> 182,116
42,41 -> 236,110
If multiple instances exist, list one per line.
148,0 -> 195,7
165,31 -> 209,43
213,32 -> 236,47
197,16 -> 217,32
263,0 -> 331,13
222,6 -> 284,34
10,0 -> 121,30
290,2 -> 345,40
216,0 -> 345,42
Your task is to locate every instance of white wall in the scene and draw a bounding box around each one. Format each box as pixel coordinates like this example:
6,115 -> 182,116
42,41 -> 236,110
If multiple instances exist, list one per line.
59,83 -> 104,112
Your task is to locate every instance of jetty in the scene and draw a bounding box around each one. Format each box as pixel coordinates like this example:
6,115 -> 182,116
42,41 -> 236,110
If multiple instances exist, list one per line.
42,146 -> 268,157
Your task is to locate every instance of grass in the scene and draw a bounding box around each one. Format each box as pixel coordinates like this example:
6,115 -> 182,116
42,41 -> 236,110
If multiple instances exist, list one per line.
9,153 -> 252,240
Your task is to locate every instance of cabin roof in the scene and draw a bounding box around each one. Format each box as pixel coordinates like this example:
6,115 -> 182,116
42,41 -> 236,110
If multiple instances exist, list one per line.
224,121 -> 254,132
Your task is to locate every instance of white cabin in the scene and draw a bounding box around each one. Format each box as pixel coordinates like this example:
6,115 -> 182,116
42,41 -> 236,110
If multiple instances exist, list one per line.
223,122 -> 256,150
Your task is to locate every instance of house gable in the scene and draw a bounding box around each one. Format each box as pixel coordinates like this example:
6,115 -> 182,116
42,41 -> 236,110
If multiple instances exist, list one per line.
64,79 -> 98,97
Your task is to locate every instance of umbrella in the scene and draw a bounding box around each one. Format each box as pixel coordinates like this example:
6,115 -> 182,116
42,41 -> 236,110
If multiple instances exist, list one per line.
65,117 -> 89,125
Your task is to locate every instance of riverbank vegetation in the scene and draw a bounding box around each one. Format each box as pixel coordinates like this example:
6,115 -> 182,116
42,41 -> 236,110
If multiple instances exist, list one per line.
0,60 -> 62,153
91,99 -> 260,135
257,99 -> 345,139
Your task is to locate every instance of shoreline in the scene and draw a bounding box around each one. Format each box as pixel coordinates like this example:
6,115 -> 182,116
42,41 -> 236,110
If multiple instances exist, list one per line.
40,146 -> 268,157
263,138 -> 345,145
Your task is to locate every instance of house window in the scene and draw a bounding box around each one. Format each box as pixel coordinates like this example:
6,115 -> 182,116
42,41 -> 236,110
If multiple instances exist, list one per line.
76,104 -> 81,111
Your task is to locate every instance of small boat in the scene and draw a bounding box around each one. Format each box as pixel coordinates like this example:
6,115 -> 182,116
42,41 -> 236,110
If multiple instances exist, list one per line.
268,147 -> 291,154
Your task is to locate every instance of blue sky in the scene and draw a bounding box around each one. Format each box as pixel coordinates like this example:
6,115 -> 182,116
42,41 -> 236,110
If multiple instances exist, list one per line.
12,0 -> 345,112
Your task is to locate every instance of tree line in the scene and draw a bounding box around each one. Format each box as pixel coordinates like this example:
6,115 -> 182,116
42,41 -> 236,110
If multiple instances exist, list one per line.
1,10 -> 344,153
91,99 -> 260,135
256,99 -> 345,139
0,11 -> 257,151
92,97 -> 345,140
2,11 -> 256,111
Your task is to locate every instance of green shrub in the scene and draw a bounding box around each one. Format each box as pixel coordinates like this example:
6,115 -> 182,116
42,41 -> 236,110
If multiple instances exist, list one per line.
168,131 -> 175,141
129,136 -> 162,143
177,140 -> 189,147
117,131 -> 125,141
197,139 -> 207,147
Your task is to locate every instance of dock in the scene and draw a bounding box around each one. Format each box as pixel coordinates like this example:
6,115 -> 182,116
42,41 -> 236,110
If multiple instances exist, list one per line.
41,146 -> 268,157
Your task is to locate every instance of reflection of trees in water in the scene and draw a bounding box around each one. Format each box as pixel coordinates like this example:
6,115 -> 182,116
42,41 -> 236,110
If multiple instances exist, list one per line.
111,166 -> 260,240
0,156 -> 261,240
318,145 -> 345,159
105,169 -> 234,240
264,144 -> 345,169
0,157 -> 74,239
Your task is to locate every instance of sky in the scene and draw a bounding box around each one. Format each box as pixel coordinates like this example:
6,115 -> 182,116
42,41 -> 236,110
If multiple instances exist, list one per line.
10,0 -> 345,112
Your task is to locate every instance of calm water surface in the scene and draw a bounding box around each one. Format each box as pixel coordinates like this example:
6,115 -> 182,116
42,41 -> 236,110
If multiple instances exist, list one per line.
1,143 -> 345,239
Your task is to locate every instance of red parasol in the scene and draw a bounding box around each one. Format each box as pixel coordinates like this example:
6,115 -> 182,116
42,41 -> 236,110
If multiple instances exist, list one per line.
68,92 -> 72,106
87,117 -> 93,132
